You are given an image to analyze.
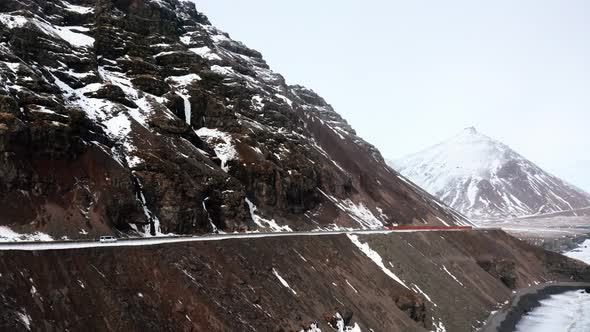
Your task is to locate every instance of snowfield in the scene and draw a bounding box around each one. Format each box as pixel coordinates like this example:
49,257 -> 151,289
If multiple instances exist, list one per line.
515,290 -> 590,332
514,241 -> 590,332
565,239 -> 590,265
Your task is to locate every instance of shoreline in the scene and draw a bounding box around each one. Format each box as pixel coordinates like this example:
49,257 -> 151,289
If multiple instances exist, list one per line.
479,231 -> 590,331
480,282 -> 590,332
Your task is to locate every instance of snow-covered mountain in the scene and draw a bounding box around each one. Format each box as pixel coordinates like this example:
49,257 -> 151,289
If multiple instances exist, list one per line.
390,127 -> 590,221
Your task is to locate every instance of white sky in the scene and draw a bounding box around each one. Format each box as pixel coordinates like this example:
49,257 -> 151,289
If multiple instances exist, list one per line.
195,0 -> 590,192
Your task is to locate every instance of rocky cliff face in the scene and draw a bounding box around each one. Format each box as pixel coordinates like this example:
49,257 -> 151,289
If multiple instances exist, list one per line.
391,127 -> 590,221
0,230 -> 588,332
0,0 -> 469,239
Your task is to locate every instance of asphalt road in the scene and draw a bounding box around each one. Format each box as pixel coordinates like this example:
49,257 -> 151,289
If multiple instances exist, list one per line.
0,228 -> 496,251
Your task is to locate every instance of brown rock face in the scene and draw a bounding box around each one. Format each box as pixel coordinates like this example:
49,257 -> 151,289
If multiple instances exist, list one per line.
83,84 -> 139,108
477,259 -> 518,289
396,295 -> 427,326
131,75 -> 170,96
0,0 -> 470,239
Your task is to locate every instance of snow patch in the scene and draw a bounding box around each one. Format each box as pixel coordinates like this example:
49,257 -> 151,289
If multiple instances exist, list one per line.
251,95 -> 264,111
53,25 -> 95,47
0,14 -> 29,29
319,190 -> 383,229
274,93 -> 293,107
441,265 -> 464,286
189,46 -> 223,61
293,249 -> 308,262
272,268 -> 297,295
245,198 -> 293,232
331,312 -> 362,332
0,14 -> 94,47
347,234 -> 408,289
412,284 -> 437,307
210,65 -> 233,76
166,73 -> 201,86
345,279 -> 359,294
16,310 -> 31,331
0,226 -> 53,242
299,322 -> 322,332
432,320 -> 447,332
62,2 -> 94,14
104,113 -> 132,138
2,61 -> 20,73
195,128 -> 238,172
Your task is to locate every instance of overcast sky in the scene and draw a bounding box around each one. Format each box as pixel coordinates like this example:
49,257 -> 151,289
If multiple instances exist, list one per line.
195,0 -> 590,192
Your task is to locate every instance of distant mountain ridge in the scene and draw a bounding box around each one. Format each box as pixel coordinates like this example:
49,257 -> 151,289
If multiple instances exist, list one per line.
390,127 -> 590,221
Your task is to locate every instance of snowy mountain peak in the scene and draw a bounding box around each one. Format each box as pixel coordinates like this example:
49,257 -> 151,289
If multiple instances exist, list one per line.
463,126 -> 478,135
446,127 -> 495,145
391,129 -> 590,221
451,127 -> 498,145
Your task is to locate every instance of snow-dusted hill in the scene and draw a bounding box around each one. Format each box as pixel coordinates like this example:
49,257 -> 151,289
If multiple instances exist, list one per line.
390,127 -> 590,221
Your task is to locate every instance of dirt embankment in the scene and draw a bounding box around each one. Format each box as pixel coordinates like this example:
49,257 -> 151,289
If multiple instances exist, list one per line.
0,230 -> 588,332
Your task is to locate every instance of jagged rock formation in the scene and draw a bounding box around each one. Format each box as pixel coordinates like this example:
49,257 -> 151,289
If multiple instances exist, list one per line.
0,0 -> 469,239
0,230 -> 588,331
391,127 -> 590,221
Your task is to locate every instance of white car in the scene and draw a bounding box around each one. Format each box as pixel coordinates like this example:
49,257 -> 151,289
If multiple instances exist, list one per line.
99,235 -> 117,243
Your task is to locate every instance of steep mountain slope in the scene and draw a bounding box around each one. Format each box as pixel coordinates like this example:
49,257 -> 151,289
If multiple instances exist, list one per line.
391,127 -> 590,221
0,230 -> 588,331
0,0 -> 470,239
